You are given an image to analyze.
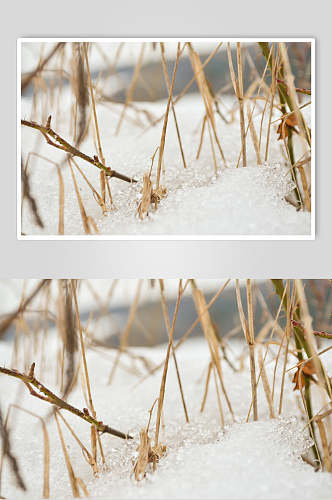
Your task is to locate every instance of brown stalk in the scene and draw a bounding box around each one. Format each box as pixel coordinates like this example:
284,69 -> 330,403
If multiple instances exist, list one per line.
9,405 -> 50,498
159,280 -> 189,423
83,43 -> 109,208
278,279 -> 291,415
235,279 -> 257,420
316,418 -> 332,472
196,115 -> 207,159
135,280 -> 231,387
57,411 -> 98,476
279,43 -> 311,211
154,281 -> 183,447
258,348 -> 275,418
54,412 -> 81,498
191,281 -> 234,423
246,103 -> 262,164
147,43 -> 223,130
227,43 -> 246,166
188,45 -> 226,169
71,280 -> 104,465
156,43 -> 181,189
160,43 -> 187,169
21,157 -> 44,229
23,153 -> 65,234
68,158 -> 92,235
0,406 -> 26,493
200,362 -> 212,413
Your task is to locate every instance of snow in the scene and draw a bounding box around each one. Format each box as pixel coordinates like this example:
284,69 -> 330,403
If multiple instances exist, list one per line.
1,332 -> 332,499
21,86 -> 311,237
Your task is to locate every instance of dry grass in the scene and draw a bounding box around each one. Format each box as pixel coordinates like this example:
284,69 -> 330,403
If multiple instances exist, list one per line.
21,41 -> 312,235
1,278 -> 330,497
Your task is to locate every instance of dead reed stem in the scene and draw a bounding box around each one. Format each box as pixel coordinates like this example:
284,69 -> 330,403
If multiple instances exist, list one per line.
159,280 -> 189,423
83,43 -> 109,208
227,43 -> 246,166
68,158 -> 92,234
54,412 -> 81,497
135,280 -> 231,387
154,281 -> 183,447
160,44 -> 187,169
9,405 -> 50,498
156,43 -> 181,189
258,348 -> 275,418
188,45 -> 226,169
235,279 -> 257,420
200,362 -> 212,412
191,281 -> 234,423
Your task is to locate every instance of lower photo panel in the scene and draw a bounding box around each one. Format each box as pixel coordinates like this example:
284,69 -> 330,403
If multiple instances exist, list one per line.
0,279 -> 331,499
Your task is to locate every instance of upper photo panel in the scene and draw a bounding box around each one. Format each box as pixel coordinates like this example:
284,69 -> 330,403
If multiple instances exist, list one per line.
18,39 -> 314,239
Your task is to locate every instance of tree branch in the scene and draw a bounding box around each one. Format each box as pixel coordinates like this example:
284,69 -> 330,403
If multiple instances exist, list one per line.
21,117 -> 137,184
0,364 -> 132,440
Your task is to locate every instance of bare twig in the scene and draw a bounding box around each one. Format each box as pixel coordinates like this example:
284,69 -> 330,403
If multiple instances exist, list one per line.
21,118 -> 137,184
0,364 -> 132,440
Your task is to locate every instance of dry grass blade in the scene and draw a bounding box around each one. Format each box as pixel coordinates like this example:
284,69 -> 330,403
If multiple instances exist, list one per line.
83,43 -> 109,208
159,279 -> 189,423
57,411 -> 98,476
135,280 -> 231,387
227,43 -> 246,166
0,406 -> 26,493
200,362 -> 212,413
71,43 -> 88,147
258,348 -> 275,418
235,279 -> 258,420
156,43 -> 181,189
188,45 -> 226,169
316,418 -> 332,472
191,281 -> 233,424
160,43 -> 187,169
21,157 -> 44,229
54,412 -> 81,498
246,103 -> 262,164
68,158 -> 92,234
154,280 -> 183,447
9,405 -> 50,498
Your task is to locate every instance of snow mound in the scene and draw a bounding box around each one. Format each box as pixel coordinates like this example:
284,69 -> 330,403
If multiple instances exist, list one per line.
1,336 -> 332,499
21,94 -> 311,236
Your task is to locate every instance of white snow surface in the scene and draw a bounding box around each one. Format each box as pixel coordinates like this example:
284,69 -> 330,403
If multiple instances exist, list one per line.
21,91 -> 311,236
1,336 -> 331,499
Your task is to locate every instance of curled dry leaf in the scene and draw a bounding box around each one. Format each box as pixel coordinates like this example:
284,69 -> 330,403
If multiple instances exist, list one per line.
133,430 -> 167,481
292,359 -> 316,391
137,173 -> 167,220
277,112 -> 298,140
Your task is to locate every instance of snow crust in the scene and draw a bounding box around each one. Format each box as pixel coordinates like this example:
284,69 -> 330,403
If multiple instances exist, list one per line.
21,91 -> 311,236
1,335 -> 331,499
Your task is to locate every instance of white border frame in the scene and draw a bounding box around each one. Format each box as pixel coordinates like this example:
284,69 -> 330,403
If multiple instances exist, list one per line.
17,37 -> 315,241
